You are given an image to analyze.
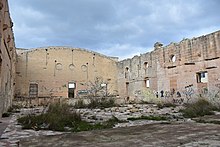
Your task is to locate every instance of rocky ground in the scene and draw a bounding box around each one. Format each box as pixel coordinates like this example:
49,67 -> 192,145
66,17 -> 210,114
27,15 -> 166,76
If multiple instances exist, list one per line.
76,104 -> 184,127
1,104 -> 220,147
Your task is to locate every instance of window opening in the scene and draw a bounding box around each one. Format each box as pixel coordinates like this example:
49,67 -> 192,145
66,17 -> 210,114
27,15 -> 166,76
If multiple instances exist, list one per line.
125,67 -> 129,78
170,55 -> 176,62
197,72 -> 208,83
144,62 -> 149,68
126,82 -> 129,96
144,78 -> 150,88
144,62 -> 148,75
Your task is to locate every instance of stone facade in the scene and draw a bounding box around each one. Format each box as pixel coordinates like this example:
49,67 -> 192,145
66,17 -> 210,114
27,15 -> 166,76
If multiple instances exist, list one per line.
15,47 -> 118,98
4,0 -> 217,102
0,0 -> 16,116
118,30 -> 220,101
15,30 -> 220,102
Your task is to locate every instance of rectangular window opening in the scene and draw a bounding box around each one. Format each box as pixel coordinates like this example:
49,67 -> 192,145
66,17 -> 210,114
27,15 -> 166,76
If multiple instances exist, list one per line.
126,82 -> 129,96
196,71 -> 208,83
144,78 -> 150,88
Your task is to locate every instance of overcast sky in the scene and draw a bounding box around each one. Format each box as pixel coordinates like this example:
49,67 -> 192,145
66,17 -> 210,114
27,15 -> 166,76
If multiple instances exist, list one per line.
9,0 -> 220,59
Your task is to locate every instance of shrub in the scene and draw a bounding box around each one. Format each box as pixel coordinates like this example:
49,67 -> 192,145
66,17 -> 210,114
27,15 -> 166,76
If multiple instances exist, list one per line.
83,116 -> 124,131
99,97 -> 116,108
157,102 -> 176,109
180,98 -> 218,118
87,98 -> 100,108
73,97 -> 117,109
18,103 -> 81,131
74,99 -> 86,108
18,103 -> 121,132
2,112 -> 11,117
87,97 -> 117,109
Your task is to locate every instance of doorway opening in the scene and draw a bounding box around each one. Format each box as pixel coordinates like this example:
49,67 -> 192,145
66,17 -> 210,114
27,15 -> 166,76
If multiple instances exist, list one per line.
68,82 -> 76,98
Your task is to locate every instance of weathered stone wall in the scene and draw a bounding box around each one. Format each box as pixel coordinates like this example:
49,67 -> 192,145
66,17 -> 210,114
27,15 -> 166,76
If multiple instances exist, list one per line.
117,52 -> 157,101
0,0 -> 16,116
118,30 -> 220,101
15,47 -> 118,99
15,31 -> 220,102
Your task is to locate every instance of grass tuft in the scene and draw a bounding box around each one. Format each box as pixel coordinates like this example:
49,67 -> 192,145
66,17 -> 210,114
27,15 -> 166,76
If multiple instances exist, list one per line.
127,115 -> 168,121
74,97 -> 117,109
180,98 -> 218,118
157,102 -> 176,109
18,103 -> 121,132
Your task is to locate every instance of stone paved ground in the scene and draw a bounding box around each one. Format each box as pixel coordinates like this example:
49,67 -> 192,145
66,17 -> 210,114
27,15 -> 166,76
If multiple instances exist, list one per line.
20,122 -> 220,147
0,108 -> 65,147
1,106 -> 220,146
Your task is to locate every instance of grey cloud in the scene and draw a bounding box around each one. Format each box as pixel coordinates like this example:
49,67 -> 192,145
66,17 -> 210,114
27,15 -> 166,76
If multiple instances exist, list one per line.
9,0 -> 220,59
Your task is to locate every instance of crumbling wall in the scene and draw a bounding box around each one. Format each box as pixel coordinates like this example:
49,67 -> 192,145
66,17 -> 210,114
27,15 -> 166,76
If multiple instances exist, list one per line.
118,30 -> 220,102
15,47 -> 118,99
117,51 -> 158,101
0,0 -> 16,117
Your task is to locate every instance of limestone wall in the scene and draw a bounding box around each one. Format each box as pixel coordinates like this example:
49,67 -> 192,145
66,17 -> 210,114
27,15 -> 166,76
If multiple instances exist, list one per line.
0,0 -> 16,116
118,30 -> 220,101
117,51 -> 158,101
15,30 -> 220,102
15,47 -> 118,98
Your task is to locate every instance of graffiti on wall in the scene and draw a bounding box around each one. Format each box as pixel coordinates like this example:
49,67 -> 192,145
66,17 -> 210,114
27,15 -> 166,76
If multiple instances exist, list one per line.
157,84 -> 196,104
158,89 -> 184,104
182,84 -> 195,103
132,82 -> 220,105
198,83 -> 220,104
134,90 -> 142,97
40,86 -> 62,96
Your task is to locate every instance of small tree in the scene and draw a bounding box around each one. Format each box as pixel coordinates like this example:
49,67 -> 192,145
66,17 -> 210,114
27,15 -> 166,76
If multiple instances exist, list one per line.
88,76 -> 107,97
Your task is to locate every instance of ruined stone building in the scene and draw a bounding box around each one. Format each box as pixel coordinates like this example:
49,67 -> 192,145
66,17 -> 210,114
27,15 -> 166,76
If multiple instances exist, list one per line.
15,47 -> 118,99
118,31 -> 220,101
15,30 -> 220,102
1,0 -> 220,116
0,0 -> 16,117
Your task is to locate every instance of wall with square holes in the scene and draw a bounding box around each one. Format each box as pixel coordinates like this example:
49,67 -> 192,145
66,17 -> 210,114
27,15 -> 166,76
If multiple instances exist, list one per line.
117,30 -> 220,100
15,31 -> 220,102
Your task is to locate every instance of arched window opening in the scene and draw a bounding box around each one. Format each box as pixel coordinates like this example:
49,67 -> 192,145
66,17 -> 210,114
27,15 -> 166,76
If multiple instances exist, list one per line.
144,78 -> 150,88
144,62 -> 149,68
143,62 -> 149,75
125,67 -> 129,78
170,55 -> 176,62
